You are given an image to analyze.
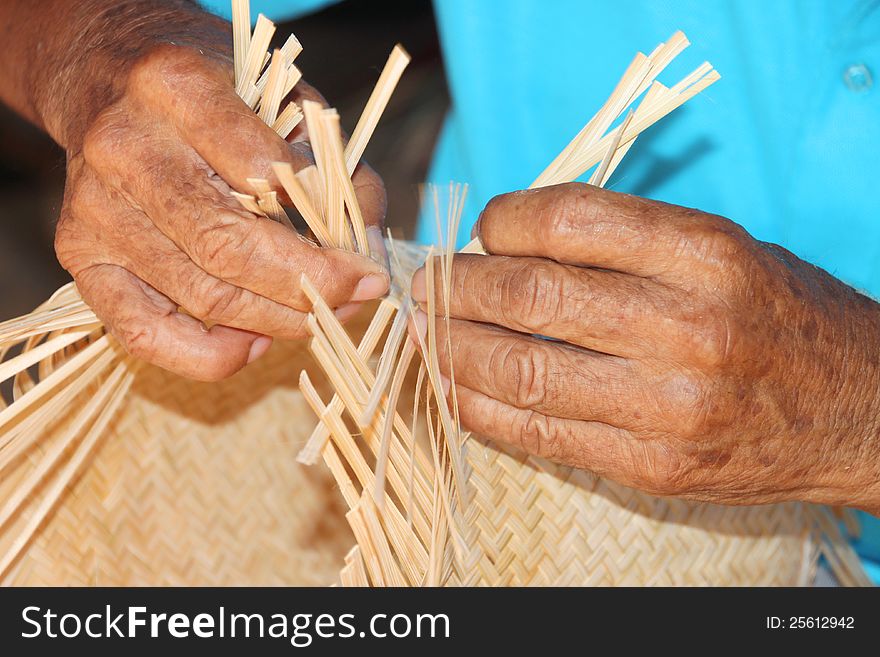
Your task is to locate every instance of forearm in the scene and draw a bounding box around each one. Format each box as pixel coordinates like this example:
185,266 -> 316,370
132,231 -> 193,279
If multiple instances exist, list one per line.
0,0 -> 229,150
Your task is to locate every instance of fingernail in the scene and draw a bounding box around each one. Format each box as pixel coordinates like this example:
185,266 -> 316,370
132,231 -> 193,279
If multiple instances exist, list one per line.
438,373 -> 451,397
351,273 -> 389,302
247,335 -> 273,364
335,302 -> 362,322
367,226 -> 390,272
411,267 -> 427,303
470,216 -> 481,240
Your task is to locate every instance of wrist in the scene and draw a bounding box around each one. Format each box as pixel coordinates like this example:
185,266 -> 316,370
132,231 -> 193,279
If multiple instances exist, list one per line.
31,0 -> 231,150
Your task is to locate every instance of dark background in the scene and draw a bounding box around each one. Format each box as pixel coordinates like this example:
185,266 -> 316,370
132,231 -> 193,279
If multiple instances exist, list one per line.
0,0 -> 448,319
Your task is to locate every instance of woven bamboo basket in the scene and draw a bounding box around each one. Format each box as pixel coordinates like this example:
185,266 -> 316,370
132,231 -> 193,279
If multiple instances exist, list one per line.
0,1 -> 870,586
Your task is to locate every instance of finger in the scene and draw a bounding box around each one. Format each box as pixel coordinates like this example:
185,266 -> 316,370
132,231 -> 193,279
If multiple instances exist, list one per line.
63,173 -> 368,339
474,182 -> 735,280
83,126 -> 389,310
454,383 -> 643,483
423,315 -> 652,428
75,263 -> 271,381
411,253 -> 679,358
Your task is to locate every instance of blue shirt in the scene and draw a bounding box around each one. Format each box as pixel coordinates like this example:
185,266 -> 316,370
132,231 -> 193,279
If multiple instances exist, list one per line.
203,0 -> 880,582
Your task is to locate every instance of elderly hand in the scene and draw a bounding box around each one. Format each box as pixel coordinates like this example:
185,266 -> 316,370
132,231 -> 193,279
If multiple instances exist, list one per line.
39,7 -> 388,380
411,183 -> 880,513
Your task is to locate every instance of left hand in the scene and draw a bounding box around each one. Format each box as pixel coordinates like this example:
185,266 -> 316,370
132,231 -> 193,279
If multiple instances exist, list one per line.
410,182 -> 880,513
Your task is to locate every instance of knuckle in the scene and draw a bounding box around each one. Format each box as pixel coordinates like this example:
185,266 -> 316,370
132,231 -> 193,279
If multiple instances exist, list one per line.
538,183 -> 597,241
678,314 -> 734,368
189,280 -> 245,323
501,261 -> 564,330
688,218 -> 751,268
192,212 -> 259,279
113,315 -> 160,362
631,442 -> 691,496
660,373 -> 712,440
494,341 -> 548,409
517,411 -> 563,459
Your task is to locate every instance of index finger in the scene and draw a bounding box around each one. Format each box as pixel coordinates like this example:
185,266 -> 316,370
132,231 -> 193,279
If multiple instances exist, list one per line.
475,182 -> 737,280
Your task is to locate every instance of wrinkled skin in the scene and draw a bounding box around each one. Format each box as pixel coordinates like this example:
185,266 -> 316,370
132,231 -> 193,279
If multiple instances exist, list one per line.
411,183 -> 880,513
0,1 -> 389,381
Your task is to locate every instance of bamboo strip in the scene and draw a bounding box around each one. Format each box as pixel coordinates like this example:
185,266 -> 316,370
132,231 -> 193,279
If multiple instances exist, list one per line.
297,299 -> 395,464
258,49 -> 287,125
271,162 -> 333,246
0,354 -> 131,529
0,335 -> 111,433
374,339 -> 415,507
0,348 -> 119,471
0,327 -> 99,383
344,45 -> 411,175
359,306 -> 409,427
0,360 -> 136,578
301,369 -> 433,568
271,102 -> 303,139
236,14 -> 275,105
322,111 -> 369,255
231,0 -> 251,86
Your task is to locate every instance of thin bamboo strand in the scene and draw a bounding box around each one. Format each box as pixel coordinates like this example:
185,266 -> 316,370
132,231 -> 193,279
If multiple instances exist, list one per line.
346,502 -> 385,586
0,302 -> 91,341
556,67 -> 719,183
0,334 -> 111,433
0,353 -> 131,530
301,370 -> 432,568
423,255 -> 467,502
343,546 -> 369,587
589,109 -> 633,186
0,349 -> 119,471
358,306 -> 409,427
319,110 -> 350,250
360,495 -> 408,586
258,49 -> 287,125
598,83 -> 668,187
532,52 -> 651,188
344,45 -> 411,174
322,111 -> 369,255
231,191 -> 264,215
459,67 -> 718,255
301,276 -> 374,383
231,0 -> 251,86
303,369 -> 430,584
236,14 -> 275,104
408,363 -> 426,528
307,311 -> 436,503
271,162 -> 333,246
255,33 -> 302,96
0,360 -> 136,578
271,102 -> 303,139
0,327 -> 99,383
297,299 -> 395,464
373,339 -> 415,507
306,336 -> 435,528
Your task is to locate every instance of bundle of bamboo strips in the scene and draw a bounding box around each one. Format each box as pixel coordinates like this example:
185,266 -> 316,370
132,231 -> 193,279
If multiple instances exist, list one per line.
0,0 -> 870,586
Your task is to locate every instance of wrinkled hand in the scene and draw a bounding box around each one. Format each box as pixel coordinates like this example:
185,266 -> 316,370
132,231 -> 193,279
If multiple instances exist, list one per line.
55,40 -> 388,381
411,183 -> 880,513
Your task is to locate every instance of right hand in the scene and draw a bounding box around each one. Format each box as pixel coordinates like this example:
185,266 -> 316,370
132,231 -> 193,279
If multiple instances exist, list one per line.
55,40 -> 389,381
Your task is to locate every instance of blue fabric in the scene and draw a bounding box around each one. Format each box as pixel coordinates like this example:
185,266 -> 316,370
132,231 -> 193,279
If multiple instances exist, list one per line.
199,0 -> 333,23
204,0 -> 880,582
